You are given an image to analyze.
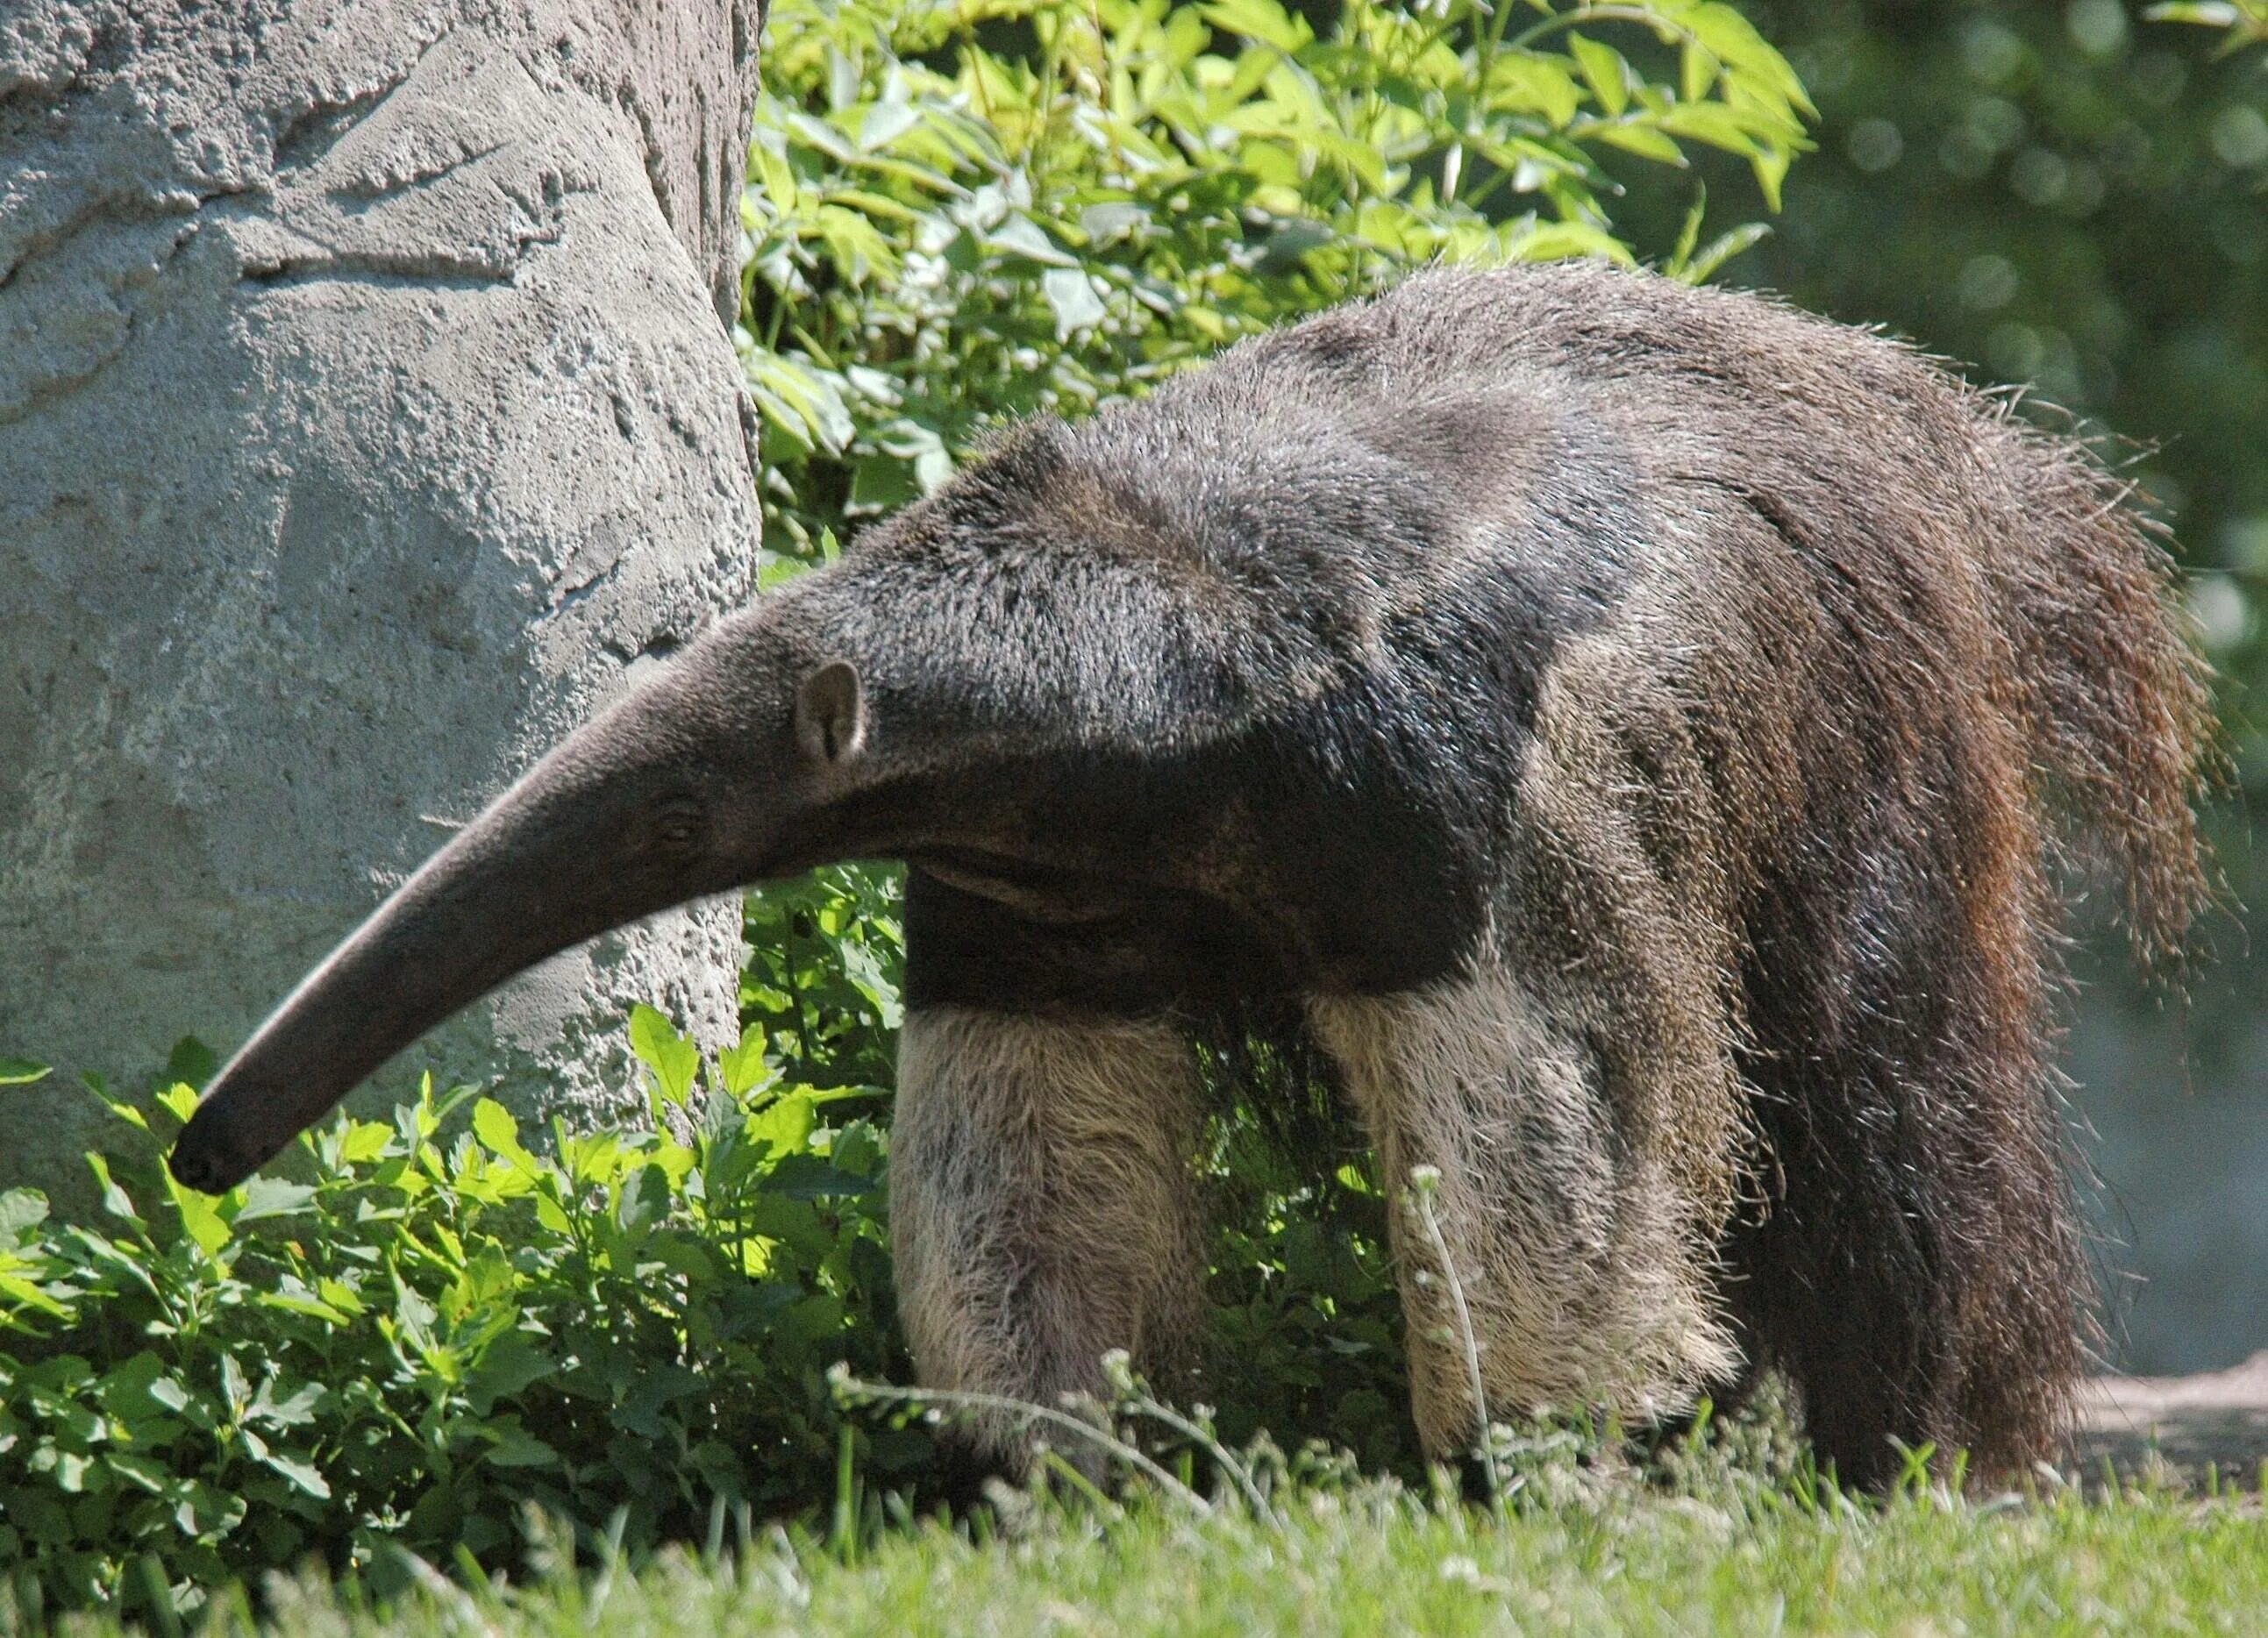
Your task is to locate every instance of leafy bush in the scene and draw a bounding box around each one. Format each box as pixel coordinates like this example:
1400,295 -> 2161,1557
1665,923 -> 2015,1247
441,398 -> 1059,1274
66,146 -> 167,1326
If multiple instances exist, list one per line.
741,0 -> 1811,558
0,0 -> 1816,1620
0,1021 -> 910,1622
0,1028 -> 1408,1621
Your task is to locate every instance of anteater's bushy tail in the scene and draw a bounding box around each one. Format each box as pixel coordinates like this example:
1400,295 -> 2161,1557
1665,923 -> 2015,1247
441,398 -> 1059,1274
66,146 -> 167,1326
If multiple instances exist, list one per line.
1983,406 -> 2215,966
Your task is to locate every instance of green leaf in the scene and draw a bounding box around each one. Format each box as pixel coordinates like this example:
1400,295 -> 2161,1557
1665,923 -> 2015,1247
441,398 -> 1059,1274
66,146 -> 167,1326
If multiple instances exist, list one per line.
0,1273 -> 68,1319
467,1333 -> 557,1414
219,1352 -> 250,1412
1687,3 -> 1815,111
339,1119 -> 395,1164
717,1027 -> 774,1099
985,215 -> 1079,267
253,1291 -> 355,1325
1679,222 -> 1772,284
763,1156 -> 881,1200
1567,34 -> 1630,118
616,1163 -> 674,1238
750,1092 -> 817,1157
829,1120 -> 882,1178
232,1177 -> 317,1225
2142,2 -> 2241,18
251,1377 -> 325,1428
628,1004 -> 701,1108
164,1038 -> 218,1091
0,1059 -> 51,1086
1198,0 -> 1312,53
1666,184 -> 1708,275
1594,121 -> 1687,165
85,1153 -> 142,1228
1750,141 -> 1792,212
256,1449 -> 331,1499
1658,102 -> 1765,158
1080,200 -> 1152,243
1502,218 -> 1640,267
471,1099 -> 538,1175
1043,267 -> 1109,338
0,1188 -> 48,1235
172,1476 -> 246,1539
481,1422 -> 560,1469
749,354 -> 858,457
79,1073 -> 146,1133
854,98 -> 922,153
104,1451 -> 171,1494
848,454 -> 922,514
1487,53 -> 1585,129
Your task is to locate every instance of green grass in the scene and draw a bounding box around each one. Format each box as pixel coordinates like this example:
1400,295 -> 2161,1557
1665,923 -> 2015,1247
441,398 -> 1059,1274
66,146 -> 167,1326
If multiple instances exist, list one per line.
61,1465 -> 2268,1637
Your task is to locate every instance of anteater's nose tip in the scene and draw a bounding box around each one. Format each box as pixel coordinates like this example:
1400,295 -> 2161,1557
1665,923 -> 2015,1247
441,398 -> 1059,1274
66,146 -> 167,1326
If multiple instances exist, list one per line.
168,1115 -> 248,1196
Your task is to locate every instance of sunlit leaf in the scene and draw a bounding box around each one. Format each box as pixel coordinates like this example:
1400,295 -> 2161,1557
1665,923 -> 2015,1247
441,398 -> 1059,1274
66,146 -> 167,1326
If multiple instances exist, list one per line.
1593,120 -> 1687,165
1043,267 -> 1109,337
1199,0 -> 1312,53
1567,33 -> 1630,117
628,1004 -> 701,1109
258,1449 -> 332,1499
1679,221 -> 1772,283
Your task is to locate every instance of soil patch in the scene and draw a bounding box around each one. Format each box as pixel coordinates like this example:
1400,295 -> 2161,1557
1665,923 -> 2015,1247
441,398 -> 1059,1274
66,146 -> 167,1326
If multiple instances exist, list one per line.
2076,1351 -> 2268,1480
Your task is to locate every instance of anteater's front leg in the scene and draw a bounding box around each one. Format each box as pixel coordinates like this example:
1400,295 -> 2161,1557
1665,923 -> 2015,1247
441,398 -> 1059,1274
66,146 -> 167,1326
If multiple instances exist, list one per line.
890,1000 -> 1206,1464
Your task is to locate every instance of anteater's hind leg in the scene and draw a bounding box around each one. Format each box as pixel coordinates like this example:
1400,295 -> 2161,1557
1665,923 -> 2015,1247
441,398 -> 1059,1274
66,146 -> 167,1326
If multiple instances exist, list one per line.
1723,906 -> 2084,1488
890,1002 -> 1207,1469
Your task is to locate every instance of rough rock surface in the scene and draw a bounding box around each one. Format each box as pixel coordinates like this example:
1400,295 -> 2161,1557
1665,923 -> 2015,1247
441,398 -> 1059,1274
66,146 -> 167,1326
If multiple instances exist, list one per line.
0,0 -> 766,1201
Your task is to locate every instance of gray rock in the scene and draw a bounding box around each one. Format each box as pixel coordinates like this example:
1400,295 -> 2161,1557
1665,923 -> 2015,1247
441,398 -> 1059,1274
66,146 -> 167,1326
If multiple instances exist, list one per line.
0,0 -> 765,1203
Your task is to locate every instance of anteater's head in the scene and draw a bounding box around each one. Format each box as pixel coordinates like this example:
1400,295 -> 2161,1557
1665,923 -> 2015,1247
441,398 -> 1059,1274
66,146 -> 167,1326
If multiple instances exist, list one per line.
168,424 -> 1299,1193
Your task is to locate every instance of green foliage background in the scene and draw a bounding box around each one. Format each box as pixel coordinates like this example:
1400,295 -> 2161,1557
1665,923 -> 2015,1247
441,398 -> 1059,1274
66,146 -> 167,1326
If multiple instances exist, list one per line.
739,0 -> 1808,560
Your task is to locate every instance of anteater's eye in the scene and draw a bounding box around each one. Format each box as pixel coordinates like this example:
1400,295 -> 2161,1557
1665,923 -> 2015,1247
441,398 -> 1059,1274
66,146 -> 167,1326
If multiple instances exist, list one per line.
649,795 -> 706,856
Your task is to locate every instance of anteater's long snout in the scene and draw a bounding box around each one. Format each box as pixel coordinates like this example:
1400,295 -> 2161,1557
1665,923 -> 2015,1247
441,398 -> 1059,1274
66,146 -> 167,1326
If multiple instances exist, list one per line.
166,628 -> 843,1193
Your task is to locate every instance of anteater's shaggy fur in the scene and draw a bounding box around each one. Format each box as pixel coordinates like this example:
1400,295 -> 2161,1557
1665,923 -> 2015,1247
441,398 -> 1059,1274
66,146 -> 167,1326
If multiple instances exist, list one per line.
172,261 -> 2211,1487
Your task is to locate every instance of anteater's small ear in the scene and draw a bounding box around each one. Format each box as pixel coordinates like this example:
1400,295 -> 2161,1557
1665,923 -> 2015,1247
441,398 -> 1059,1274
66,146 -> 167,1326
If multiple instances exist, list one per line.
794,660 -> 867,766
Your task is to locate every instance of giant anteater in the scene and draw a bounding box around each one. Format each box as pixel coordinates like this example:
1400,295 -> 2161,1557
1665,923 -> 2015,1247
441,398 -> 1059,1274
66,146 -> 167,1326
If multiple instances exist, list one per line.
173,261 -> 2211,1485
